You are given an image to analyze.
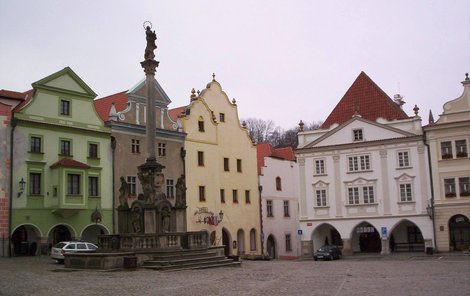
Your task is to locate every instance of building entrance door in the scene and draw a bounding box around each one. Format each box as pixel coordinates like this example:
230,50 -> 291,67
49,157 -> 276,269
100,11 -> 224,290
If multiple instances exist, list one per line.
449,215 -> 470,251
266,235 -> 276,259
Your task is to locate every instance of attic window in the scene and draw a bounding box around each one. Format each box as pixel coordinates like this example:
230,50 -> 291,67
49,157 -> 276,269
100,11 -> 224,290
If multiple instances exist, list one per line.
220,113 -> 225,122
198,117 -> 205,132
353,129 -> 363,141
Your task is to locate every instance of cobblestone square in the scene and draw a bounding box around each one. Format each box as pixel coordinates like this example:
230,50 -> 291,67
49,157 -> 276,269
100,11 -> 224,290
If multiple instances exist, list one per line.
1,254 -> 469,296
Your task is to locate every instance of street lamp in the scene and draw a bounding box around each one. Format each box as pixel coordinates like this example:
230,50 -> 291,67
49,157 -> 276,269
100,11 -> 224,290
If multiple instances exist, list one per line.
17,178 -> 26,197
426,203 -> 433,219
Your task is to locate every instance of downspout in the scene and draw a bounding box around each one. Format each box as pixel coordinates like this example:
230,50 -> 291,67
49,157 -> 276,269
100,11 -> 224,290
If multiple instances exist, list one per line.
8,116 -> 17,257
258,185 -> 264,256
423,131 -> 437,252
111,136 -> 116,234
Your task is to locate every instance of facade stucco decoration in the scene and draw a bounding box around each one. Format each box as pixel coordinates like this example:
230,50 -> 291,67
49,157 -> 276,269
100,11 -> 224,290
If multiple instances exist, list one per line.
424,74 -> 470,252
296,72 -> 433,257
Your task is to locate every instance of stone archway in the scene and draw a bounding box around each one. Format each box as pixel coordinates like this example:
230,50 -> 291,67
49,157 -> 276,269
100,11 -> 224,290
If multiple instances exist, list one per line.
351,222 -> 381,253
266,234 -> 276,259
11,224 -> 41,256
81,224 -> 109,244
222,228 -> 231,256
48,224 -> 74,246
449,214 -> 470,251
389,220 -> 424,253
312,223 -> 343,252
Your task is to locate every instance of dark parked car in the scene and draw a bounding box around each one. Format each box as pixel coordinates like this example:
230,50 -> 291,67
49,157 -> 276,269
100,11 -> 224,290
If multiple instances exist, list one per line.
313,245 -> 342,261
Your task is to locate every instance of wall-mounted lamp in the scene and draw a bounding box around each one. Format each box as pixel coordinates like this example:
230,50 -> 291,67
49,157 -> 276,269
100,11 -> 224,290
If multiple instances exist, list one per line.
17,178 -> 26,197
426,203 -> 433,219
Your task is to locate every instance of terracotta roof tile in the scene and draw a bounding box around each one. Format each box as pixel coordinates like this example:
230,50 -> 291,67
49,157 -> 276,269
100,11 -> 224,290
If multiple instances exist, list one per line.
50,158 -> 91,169
256,143 -> 295,175
168,106 -> 187,122
93,91 -> 128,121
321,72 -> 409,129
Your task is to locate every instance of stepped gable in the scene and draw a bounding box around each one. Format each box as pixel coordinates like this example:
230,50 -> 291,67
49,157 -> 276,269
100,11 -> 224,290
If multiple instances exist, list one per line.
256,143 -> 296,175
321,72 -> 409,129
93,91 -> 128,121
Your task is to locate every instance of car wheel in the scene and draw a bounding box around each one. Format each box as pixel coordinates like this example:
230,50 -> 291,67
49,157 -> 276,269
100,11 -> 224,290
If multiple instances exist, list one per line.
314,257 -> 318,261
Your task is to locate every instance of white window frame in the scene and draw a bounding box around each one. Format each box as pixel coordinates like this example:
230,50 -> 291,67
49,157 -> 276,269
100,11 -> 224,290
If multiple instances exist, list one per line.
397,150 -> 411,168
353,128 -> 363,141
314,159 -> 326,175
348,155 -> 371,172
399,183 -> 413,202
315,189 -> 327,207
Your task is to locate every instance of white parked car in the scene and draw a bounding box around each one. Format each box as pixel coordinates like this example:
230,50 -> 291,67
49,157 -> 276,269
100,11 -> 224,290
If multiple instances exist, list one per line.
50,241 -> 98,263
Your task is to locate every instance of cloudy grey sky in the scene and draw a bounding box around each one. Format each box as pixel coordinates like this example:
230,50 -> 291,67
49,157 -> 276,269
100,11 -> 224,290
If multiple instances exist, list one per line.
1,0 -> 469,129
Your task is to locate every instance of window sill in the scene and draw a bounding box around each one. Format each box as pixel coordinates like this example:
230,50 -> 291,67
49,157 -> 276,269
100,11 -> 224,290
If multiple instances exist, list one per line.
27,194 -> 44,198
347,170 -> 373,174
397,201 -> 415,204
313,173 -> 328,177
396,166 -> 412,170
87,157 -> 100,160
345,203 -> 378,207
28,151 -> 44,154
313,205 -> 330,209
89,195 -> 101,198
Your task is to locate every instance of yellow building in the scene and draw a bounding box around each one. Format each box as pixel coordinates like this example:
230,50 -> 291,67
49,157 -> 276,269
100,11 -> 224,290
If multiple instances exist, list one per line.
170,76 -> 261,256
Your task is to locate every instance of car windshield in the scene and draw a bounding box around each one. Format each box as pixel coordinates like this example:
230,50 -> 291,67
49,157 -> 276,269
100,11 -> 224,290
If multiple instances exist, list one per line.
318,246 -> 332,251
53,242 -> 67,248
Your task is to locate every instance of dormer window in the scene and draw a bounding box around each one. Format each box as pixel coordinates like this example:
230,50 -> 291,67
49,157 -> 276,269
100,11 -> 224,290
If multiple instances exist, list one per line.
353,129 -> 363,141
198,117 -> 205,132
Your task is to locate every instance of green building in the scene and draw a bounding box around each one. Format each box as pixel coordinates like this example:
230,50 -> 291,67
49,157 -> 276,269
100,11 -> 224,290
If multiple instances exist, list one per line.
11,67 -> 112,255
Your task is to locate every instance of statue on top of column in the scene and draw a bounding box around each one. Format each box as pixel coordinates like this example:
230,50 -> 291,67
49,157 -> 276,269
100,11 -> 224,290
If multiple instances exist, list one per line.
144,26 -> 157,60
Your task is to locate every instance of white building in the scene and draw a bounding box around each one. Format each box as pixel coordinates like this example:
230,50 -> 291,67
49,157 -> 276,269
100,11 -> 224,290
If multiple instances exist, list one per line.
296,72 -> 433,256
257,144 -> 299,259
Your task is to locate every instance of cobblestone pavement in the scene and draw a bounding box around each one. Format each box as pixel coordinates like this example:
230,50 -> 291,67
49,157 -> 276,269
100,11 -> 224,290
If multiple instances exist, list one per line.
1,254 -> 469,296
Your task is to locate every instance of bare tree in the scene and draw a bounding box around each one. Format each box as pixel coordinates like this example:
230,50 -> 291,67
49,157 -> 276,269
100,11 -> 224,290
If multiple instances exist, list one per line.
242,118 -> 275,144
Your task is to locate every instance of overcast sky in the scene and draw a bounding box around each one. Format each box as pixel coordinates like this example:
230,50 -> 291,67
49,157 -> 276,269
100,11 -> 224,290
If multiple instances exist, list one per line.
1,0 -> 469,129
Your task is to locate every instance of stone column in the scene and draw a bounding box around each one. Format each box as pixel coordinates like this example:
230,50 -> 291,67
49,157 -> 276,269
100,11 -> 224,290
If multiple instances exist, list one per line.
380,149 -> 391,215
381,238 -> 390,255
333,154 -> 343,217
342,238 -> 353,256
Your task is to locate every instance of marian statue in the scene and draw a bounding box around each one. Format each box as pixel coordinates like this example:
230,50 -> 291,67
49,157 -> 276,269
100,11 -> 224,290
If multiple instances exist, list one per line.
144,25 -> 157,60
175,175 -> 187,207
118,176 -> 129,208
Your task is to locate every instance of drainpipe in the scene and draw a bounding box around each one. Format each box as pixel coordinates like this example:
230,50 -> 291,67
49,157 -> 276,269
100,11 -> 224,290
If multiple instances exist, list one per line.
111,136 -> 116,234
8,116 -> 17,257
423,132 -> 437,252
258,185 -> 264,256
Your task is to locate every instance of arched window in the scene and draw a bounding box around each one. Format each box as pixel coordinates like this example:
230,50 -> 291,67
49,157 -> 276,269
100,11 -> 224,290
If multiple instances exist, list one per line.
198,116 -> 205,132
276,177 -> 282,191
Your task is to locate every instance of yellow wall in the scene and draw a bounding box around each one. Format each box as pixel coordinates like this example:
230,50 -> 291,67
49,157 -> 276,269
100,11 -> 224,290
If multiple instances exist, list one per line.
182,80 -> 261,256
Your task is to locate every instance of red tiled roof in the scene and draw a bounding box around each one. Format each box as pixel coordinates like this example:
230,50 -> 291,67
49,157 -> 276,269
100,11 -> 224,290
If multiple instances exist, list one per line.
0,89 -> 34,111
50,158 -> 90,169
256,143 -> 296,175
321,72 -> 409,129
93,91 -> 128,121
168,106 -> 187,122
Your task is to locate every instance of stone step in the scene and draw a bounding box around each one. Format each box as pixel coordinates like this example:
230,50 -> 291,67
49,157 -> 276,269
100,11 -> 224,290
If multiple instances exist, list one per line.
141,258 -> 241,271
143,255 -> 227,267
150,250 -> 218,261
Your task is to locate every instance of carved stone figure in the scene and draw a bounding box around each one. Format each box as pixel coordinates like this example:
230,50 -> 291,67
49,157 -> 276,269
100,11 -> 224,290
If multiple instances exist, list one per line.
118,176 -> 129,208
131,206 -> 142,233
175,175 -> 187,207
138,169 -> 156,205
144,26 -> 157,60
160,207 -> 171,233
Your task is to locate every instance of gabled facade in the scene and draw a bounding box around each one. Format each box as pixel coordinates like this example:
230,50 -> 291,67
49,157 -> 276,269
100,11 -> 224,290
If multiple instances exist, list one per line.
10,67 -> 112,255
257,143 -> 299,259
94,79 -> 186,232
170,77 -> 261,256
424,74 -> 470,252
296,72 -> 433,256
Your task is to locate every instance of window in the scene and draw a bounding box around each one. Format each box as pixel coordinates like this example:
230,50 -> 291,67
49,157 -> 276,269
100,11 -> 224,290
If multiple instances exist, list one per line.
88,176 -> 99,197
131,139 -> 140,154
30,136 -> 41,153
88,143 -> 98,158
67,174 -> 81,195
283,200 -> 290,217
166,179 -> 174,198
353,129 -> 363,141
245,190 -> 251,204
456,140 -> 468,157
315,189 -> 327,207
198,117 -> 205,132
224,158 -> 229,171
60,99 -> 70,115
232,190 -> 238,203
29,173 -> 41,195
444,178 -> 456,197
348,187 -> 360,204
276,177 -> 282,191
348,155 -> 370,172
219,113 -> 225,122
237,159 -> 242,172
60,140 -> 71,156
397,151 -> 410,168
285,234 -> 292,252
314,159 -> 325,175
157,143 -> 166,157
266,200 -> 273,217
198,151 -> 204,166
127,176 -> 136,195
399,183 -> 413,202
220,189 -> 225,203
362,186 -> 375,203
441,141 -> 453,159
459,177 -> 470,196
199,186 -> 206,202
